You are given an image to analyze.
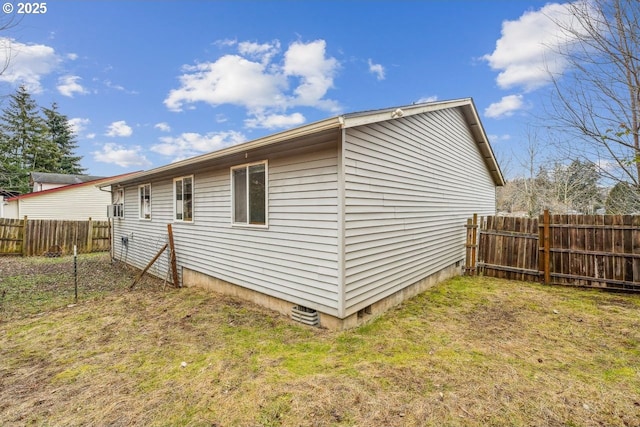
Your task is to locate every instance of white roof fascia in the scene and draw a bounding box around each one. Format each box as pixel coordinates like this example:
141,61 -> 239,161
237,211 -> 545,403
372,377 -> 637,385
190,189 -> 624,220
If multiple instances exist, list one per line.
342,97 -> 504,186
98,116 -> 343,188
99,97 -> 505,188
459,101 -> 505,186
341,98 -> 473,129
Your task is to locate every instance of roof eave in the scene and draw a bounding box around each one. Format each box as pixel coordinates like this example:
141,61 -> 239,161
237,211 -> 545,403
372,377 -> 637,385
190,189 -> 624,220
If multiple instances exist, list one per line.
99,116 -> 344,188
344,98 -> 504,187
458,100 -> 505,187
341,98 -> 474,128
98,98 -> 504,188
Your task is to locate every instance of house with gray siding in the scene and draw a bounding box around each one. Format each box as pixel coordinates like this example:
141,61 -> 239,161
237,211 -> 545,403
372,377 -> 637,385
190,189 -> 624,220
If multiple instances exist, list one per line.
101,99 -> 503,329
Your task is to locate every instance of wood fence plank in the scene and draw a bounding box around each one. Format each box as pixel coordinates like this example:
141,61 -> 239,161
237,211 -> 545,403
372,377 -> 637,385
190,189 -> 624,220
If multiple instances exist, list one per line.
623,215 -> 633,283
584,215 -> 594,285
595,215 -> 605,285
0,219 -> 111,256
613,215 -> 624,283
633,216 -> 640,284
544,211 -> 551,284
469,213 -> 640,292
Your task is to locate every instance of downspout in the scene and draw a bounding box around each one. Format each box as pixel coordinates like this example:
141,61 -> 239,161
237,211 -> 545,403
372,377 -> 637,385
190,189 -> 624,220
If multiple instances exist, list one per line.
98,184 -> 115,261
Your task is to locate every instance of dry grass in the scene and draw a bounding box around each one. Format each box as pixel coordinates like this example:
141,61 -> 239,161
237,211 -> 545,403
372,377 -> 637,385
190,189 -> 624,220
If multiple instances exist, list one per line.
1,255 -> 640,426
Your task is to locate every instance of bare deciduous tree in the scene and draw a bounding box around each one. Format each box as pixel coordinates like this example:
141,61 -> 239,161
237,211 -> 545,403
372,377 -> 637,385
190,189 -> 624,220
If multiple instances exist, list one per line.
547,0 -> 640,186
0,13 -> 19,77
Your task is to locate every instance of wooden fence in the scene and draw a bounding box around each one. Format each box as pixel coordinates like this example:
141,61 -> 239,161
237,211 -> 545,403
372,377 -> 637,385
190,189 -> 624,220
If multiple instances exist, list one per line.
0,217 -> 110,256
466,211 -> 640,292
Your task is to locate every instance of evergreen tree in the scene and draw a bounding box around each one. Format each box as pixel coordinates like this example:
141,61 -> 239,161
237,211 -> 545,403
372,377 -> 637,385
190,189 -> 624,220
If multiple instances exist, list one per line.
605,182 -> 640,214
0,88 -> 86,193
564,160 -> 601,214
42,102 -> 85,175
0,86 -> 49,193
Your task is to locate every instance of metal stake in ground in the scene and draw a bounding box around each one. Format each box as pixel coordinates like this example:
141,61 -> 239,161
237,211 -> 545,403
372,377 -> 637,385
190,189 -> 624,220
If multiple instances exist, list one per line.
74,244 -> 78,303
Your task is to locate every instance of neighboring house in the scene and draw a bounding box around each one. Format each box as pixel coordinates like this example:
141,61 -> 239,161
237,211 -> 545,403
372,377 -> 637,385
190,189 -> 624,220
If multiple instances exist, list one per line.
3,174 -> 132,220
101,99 -> 504,329
0,189 -> 20,219
30,172 -> 105,192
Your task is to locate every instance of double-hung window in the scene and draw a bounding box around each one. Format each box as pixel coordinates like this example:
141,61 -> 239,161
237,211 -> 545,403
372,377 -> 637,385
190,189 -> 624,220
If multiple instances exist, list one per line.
138,184 -> 151,220
112,188 -> 124,218
174,176 -> 193,222
231,161 -> 267,226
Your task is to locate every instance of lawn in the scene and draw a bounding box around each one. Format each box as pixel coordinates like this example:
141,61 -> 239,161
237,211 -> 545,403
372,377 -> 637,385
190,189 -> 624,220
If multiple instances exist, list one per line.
1,255 -> 639,426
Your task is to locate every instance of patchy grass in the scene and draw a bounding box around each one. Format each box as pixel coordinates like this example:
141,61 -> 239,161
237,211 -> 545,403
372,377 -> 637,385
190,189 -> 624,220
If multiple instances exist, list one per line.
0,253 -> 144,318
1,256 -> 640,426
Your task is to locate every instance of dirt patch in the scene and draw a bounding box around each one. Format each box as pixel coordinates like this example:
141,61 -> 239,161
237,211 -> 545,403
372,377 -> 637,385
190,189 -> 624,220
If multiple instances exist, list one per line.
0,253 -> 163,320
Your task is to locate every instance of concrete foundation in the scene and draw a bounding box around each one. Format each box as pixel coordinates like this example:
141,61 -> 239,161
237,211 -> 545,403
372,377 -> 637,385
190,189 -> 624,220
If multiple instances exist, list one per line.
182,261 -> 462,330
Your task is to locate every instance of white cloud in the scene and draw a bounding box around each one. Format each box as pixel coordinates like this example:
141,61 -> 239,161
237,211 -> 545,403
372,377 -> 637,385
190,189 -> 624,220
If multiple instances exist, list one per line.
0,38 -> 60,93
164,39 -> 341,127
367,59 -> 385,81
416,95 -> 438,104
487,133 -> 512,142
92,143 -> 151,168
214,39 -> 237,48
164,55 -> 286,112
68,117 -> 90,135
57,75 -> 88,97
67,53 -> 78,60
484,94 -> 525,118
150,131 -> 246,160
105,120 -> 133,137
154,122 -> 171,132
283,40 -> 340,110
482,1 -> 590,91
103,79 -> 138,95
245,112 -> 306,130
238,40 -> 280,63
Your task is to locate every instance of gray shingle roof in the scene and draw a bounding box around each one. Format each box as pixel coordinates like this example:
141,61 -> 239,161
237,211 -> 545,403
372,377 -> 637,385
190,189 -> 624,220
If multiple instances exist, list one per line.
29,172 -> 105,185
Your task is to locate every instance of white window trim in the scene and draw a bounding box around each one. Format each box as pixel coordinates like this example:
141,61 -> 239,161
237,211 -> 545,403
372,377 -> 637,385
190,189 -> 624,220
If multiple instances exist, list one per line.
230,160 -> 268,228
113,188 -> 124,219
173,175 -> 194,223
138,183 -> 151,221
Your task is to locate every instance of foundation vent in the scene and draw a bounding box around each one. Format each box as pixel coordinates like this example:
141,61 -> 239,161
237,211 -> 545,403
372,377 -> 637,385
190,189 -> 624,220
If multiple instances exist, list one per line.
291,305 -> 319,326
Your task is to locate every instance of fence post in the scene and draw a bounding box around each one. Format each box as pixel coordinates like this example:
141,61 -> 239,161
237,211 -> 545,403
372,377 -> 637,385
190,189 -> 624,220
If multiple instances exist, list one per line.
21,215 -> 28,256
543,209 -> 551,284
465,215 -> 478,276
74,244 -> 78,303
472,213 -> 478,274
167,223 -> 180,287
86,217 -> 93,253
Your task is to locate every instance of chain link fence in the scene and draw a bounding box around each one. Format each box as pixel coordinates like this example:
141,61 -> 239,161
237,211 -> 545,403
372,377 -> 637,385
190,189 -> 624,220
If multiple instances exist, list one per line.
114,231 -> 173,289
0,250 -> 165,320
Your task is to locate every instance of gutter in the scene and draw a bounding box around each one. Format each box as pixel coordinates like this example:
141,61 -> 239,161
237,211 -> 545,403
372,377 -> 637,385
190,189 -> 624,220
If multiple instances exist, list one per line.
98,97 -> 505,188
98,116 -> 343,188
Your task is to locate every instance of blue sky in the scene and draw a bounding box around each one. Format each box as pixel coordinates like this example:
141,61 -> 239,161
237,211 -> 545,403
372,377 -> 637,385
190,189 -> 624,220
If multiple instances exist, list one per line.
0,0 -> 577,178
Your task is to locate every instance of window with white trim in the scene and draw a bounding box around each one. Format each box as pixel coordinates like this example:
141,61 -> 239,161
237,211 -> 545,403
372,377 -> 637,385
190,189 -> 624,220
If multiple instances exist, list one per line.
174,176 -> 193,222
138,184 -> 151,220
111,188 -> 124,218
231,161 -> 267,226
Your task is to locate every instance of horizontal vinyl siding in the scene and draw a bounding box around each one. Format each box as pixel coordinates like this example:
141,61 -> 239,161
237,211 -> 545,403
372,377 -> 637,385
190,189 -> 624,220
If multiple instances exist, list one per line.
112,181 -> 173,281
3,202 -> 18,218
9,186 -> 111,220
343,107 -> 496,315
113,147 -> 340,315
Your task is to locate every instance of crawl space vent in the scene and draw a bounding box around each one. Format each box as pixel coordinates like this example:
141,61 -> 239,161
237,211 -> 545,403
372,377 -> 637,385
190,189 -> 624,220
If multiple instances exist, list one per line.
291,305 -> 319,326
